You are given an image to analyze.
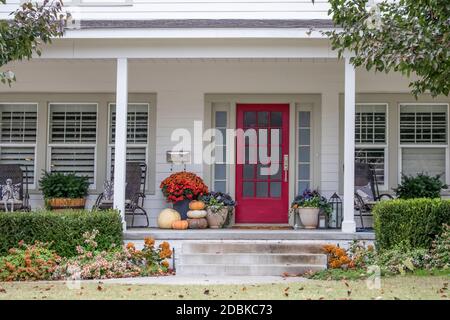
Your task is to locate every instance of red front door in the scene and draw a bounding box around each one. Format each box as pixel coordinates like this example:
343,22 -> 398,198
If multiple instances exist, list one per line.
235,104 -> 289,223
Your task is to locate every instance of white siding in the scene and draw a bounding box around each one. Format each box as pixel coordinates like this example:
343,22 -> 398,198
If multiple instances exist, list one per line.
2,0 -> 330,20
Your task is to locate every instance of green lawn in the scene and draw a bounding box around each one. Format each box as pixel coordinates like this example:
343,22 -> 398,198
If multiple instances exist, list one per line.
0,275 -> 448,300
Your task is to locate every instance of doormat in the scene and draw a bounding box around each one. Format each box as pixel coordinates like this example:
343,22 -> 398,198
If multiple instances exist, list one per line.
232,226 -> 292,230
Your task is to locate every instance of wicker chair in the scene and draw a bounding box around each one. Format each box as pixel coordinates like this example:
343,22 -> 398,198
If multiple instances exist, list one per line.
354,162 -> 393,228
93,162 -> 149,228
0,164 -> 31,212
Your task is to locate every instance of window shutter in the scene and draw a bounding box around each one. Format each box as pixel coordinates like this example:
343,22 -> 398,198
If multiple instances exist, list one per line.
0,103 -> 37,185
400,105 -> 447,144
109,104 -> 149,144
355,104 -> 386,144
49,103 -> 97,185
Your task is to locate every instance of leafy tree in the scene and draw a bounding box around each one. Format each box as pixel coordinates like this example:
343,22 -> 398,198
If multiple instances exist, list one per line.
326,0 -> 450,97
0,0 -> 68,84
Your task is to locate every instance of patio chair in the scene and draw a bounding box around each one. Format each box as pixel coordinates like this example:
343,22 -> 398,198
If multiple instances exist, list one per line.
0,164 -> 31,212
354,162 -> 393,229
93,162 -> 149,228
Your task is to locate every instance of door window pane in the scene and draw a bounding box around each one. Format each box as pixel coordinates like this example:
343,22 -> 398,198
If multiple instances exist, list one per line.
270,182 -> 281,197
256,182 -> 268,197
270,112 -> 282,126
244,112 -> 257,127
243,182 -> 254,197
258,112 -> 269,126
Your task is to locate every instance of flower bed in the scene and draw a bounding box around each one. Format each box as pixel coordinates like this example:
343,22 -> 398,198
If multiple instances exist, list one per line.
0,230 -> 173,281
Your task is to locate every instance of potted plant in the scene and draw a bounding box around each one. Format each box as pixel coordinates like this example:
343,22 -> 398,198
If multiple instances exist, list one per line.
291,189 -> 331,229
39,171 -> 90,210
159,171 -> 208,219
200,192 -> 236,228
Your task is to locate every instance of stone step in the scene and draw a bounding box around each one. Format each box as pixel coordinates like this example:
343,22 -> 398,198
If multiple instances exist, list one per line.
177,264 -> 326,276
182,242 -> 325,254
182,253 -> 327,265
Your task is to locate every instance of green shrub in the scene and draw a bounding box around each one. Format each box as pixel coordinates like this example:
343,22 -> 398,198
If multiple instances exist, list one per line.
393,173 -> 447,199
373,198 -> 450,250
375,245 -> 429,275
428,224 -> 450,269
39,171 -> 90,199
0,210 -> 123,257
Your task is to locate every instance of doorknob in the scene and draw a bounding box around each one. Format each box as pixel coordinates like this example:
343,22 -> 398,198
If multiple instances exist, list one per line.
283,154 -> 289,182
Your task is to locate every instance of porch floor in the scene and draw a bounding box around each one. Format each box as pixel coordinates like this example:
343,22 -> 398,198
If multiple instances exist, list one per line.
124,228 -> 375,241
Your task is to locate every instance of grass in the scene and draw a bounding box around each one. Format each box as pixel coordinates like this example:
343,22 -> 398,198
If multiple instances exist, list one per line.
0,275 -> 448,300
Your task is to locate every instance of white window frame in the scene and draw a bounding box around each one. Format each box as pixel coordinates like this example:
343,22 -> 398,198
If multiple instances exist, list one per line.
0,102 -> 38,189
296,105 -> 313,194
398,103 -> 450,185
25,0 -> 133,6
211,105 -> 230,193
355,103 -> 389,190
106,103 -> 150,181
47,102 -> 98,189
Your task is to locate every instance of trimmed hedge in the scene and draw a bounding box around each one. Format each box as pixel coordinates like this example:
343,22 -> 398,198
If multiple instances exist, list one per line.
373,198 -> 450,250
0,210 -> 123,257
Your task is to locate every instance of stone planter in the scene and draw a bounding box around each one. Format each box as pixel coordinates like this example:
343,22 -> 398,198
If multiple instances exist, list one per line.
172,199 -> 190,220
206,207 -> 229,228
298,207 -> 320,229
47,198 -> 86,211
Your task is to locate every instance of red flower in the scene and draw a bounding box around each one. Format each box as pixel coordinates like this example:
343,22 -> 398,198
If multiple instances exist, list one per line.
160,172 -> 208,203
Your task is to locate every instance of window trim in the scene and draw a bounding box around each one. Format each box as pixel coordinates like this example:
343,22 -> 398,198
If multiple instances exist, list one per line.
398,102 -> 450,185
296,104 -> 314,194
0,102 -> 39,189
355,103 -> 389,190
211,104 -> 231,194
106,102 -> 151,188
47,102 -> 99,189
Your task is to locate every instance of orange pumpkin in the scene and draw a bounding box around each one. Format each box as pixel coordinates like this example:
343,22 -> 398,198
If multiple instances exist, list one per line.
189,200 -> 206,210
172,220 -> 189,230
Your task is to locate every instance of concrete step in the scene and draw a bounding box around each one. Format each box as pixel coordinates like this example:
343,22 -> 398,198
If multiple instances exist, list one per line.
182,242 -> 325,254
177,264 -> 326,276
182,252 -> 327,265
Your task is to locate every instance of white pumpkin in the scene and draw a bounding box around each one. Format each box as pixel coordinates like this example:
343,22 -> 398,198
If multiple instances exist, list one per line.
187,210 -> 207,219
157,208 -> 181,229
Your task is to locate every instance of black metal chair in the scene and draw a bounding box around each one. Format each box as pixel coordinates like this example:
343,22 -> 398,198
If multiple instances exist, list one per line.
0,164 -> 31,212
93,162 -> 149,228
354,162 -> 393,228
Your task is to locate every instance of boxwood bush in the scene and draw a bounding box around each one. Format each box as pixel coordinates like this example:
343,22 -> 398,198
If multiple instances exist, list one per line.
373,199 -> 450,250
0,210 -> 123,257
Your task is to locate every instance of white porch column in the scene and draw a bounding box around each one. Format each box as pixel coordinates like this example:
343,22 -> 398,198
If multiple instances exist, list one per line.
113,58 -> 128,230
342,57 -> 357,233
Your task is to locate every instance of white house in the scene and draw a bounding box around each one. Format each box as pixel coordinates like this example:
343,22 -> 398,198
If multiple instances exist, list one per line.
1,0 -> 449,233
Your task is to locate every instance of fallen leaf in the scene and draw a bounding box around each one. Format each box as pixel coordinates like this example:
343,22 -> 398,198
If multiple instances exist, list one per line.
284,292 -> 289,297
284,287 -> 290,292
178,295 -> 184,298
394,297 -> 400,300
0,287 -> 6,293
204,289 -> 210,295
241,287 -> 247,291
127,288 -> 132,291
97,285 -> 103,291
298,287 -> 304,291
319,297 -> 325,300
347,290 -> 352,297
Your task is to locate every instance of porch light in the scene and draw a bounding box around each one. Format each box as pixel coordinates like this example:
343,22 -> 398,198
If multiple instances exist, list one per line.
328,193 -> 343,229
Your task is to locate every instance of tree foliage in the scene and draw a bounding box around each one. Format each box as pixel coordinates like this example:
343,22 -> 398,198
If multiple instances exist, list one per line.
0,0 -> 67,84
326,0 -> 450,97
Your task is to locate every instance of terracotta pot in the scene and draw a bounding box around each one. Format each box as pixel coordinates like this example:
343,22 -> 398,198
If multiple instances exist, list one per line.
47,198 -> 86,210
206,207 -> 229,229
298,207 -> 320,229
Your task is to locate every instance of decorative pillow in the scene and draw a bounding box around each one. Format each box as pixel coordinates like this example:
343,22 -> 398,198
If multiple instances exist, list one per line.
356,183 -> 374,202
102,180 -> 114,201
0,179 -> 22,201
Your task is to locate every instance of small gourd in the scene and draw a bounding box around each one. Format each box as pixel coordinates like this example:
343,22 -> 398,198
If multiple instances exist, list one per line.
189,200 -> 206,210
172,220 -> 189,230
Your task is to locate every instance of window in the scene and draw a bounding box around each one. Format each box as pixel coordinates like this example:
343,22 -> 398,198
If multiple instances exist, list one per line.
355,104 -> 388,189
107,103 -> 150,179
399,104 -> 448,182
297,110 -> 311,193
212,109 -> 228,193
48,103 -> 97,186
0,103 -> 37,186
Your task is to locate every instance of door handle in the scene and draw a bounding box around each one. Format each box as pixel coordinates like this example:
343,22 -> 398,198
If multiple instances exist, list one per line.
283,154 -> 289,182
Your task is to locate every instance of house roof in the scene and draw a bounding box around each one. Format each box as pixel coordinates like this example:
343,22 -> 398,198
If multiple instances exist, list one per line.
79,19 -> 335,29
